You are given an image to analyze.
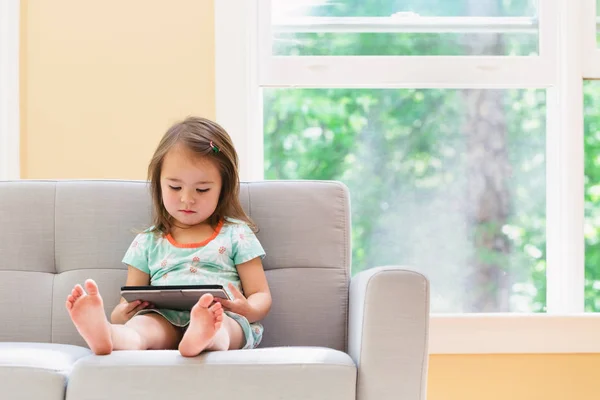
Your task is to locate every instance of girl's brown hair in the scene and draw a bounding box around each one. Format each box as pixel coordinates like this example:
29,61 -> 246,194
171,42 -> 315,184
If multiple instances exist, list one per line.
147,116 -> 256,234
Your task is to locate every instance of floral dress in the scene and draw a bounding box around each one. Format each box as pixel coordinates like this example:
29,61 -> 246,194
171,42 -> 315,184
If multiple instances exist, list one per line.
121,218 -> 266,349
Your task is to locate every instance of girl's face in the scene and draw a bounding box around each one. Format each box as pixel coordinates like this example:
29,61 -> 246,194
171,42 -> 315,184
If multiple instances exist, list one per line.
160,144 -> 222,228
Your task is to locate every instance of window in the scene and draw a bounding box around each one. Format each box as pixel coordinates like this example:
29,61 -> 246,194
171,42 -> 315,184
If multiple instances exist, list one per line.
585,81 -> 600,312
216,0 -> 597,351
258,0 -> 556,314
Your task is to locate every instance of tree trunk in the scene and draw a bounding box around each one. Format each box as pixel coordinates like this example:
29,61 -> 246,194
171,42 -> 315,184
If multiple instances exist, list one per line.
462,0 -> 512,312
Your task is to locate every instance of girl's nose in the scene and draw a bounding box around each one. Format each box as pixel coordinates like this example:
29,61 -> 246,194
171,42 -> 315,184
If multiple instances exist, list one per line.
180,191 -> 196,204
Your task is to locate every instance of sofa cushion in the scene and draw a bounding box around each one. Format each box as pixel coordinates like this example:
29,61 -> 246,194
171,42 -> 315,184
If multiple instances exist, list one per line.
0,342 -> 91,400
67,347 -> 356,400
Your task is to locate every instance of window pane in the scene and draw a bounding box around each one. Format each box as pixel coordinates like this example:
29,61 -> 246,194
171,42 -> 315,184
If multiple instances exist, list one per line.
274,32 -> 538,56
271,0 -> 539,56
584,80 -> 600,311
264,88 -> 546,313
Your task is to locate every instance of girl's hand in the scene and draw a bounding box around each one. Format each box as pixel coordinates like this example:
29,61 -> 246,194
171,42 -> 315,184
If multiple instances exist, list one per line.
215,283 -> 253,317
110,300 -> 152,325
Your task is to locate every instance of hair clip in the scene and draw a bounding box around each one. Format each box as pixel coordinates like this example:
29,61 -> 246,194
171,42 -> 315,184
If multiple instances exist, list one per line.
209,141 -> 219,153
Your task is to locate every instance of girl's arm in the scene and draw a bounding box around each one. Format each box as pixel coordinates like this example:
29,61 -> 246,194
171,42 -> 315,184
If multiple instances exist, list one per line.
235,257 -> 272,323
110,266 -> 152,324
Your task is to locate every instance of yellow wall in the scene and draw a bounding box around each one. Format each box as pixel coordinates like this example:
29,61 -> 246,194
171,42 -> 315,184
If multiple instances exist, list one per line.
19,2 -> 600,399
428,354 -> 599,400
20,0 -> 215,179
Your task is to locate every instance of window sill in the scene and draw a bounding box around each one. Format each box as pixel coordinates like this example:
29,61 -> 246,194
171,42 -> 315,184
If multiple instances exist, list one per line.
429,314 -> 600,354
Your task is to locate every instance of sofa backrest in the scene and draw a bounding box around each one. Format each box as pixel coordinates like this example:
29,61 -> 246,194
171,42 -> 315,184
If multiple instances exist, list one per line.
0,180 -> 351,351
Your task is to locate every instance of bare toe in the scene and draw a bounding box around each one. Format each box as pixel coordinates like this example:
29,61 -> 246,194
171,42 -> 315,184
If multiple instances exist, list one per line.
213,313 -> 222,328
198,293 -> 214,308
73,284 -> 84,296
84,279 -> 99,295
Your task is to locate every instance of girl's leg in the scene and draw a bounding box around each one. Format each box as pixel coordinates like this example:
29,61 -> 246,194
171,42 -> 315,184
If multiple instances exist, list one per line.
112,314 -> 182,351
205,313 -> 245,351
66,279 -> 181,355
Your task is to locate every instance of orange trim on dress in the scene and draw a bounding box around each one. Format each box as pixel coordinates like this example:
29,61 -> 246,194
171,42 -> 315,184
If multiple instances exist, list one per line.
166,219 -> 224,248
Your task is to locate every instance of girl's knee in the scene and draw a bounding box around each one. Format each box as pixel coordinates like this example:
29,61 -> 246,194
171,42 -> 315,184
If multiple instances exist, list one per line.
131,314 -> 182,349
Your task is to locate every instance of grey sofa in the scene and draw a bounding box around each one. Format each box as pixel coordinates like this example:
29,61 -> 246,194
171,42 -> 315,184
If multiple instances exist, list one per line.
0,180 -> 429,400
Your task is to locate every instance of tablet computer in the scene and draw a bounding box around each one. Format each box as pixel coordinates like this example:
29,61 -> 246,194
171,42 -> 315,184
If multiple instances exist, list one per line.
120,285 -> 230,311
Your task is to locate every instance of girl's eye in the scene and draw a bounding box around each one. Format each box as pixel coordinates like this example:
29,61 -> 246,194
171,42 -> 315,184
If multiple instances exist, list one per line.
196,189 -> 209,193
169,186 -> 181,191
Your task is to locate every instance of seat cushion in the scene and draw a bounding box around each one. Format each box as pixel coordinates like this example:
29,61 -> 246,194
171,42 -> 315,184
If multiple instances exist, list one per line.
0,342 -> 92,400
67,347 -> 356,400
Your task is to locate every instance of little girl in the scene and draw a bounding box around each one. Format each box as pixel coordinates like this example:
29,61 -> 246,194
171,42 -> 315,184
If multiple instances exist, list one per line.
65,117 -> 272,357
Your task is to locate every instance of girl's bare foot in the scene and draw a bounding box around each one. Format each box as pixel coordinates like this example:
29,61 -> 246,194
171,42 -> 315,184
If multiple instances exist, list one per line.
65,279 -> 113,355
178,294 -> 224,357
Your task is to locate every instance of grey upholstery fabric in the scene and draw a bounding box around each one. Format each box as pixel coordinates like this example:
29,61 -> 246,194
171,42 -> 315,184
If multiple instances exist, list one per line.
0,271 -> 54,342
248,181 -> 351,271
54,181 -> 152,273
67,347 -> 356,400
0,342 -> 91,400
262,267 -> 348,350
349,267 -> 430,400
0,182 -> 55,273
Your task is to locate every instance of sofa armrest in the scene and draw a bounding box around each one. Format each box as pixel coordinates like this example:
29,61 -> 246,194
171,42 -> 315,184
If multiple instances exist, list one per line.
348,266 -> 430,400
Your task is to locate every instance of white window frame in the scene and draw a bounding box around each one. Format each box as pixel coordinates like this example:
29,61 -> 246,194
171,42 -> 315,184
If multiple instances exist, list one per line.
0,0 -> 20,180
216,0 -> 597,354
215,0 -> 263,182
257,0 -> 558,88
